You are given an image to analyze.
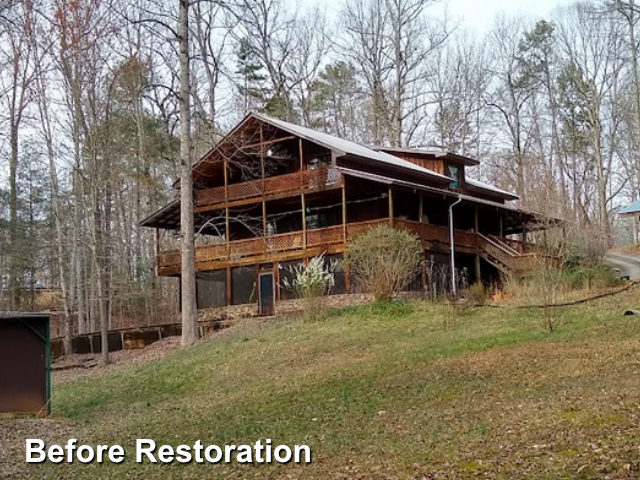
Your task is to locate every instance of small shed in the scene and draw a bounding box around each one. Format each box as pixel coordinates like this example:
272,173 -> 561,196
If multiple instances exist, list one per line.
619,199 -> 640,218
0,313 -> 51,416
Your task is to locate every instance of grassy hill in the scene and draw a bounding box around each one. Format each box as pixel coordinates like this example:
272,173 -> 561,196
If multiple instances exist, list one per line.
13,288 -> 640,479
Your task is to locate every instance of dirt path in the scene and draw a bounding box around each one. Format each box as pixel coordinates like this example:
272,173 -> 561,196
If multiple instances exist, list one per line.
604,251 -> 640,280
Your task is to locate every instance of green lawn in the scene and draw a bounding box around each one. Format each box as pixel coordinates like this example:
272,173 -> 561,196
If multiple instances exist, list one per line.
14,289 -> 640,479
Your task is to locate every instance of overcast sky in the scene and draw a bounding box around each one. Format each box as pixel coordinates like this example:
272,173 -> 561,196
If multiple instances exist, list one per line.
323,0 -> 578,34
441,0 -> 575,32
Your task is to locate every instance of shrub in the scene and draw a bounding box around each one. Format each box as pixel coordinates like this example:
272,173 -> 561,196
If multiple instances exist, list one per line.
345,225 -> 423,301
464,282 -> 489,306
563,263 -> 622,290
282,254 -> 335,321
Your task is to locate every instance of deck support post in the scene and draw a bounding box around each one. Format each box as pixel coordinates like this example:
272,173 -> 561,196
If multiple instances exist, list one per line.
499,211 -> 504,238
345,264 -> 351,294
449,197 -> 463,296
224,147 -> 230,258
225,206 -> 230,257
388,187 -> 394,227
261,126 -> 267,239
474,206 -> 479,233
226,266 -> 232,306
154,229 -> 160,276
262,201 -> 267,238
302,193 -> 307,248
342,185 -> 347,242
474,206 -> 481,284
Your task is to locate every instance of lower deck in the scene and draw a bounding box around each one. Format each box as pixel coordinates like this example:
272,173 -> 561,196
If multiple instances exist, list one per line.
157,218 -> 553,309
191,248 -> 489,310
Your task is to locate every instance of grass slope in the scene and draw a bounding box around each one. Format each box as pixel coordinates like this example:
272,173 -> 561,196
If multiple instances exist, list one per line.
18,291 -> 640,479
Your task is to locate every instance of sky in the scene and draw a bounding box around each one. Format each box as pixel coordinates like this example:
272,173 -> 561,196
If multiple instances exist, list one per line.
441,0 -> 575,32
320,0 -> 579,34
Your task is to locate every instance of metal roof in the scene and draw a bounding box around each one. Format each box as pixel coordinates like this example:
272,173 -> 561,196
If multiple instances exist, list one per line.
466,178 -> 519,200
373,146 -> 480,166
0,312 -> 50,320
251,113 -> 453,183
619,199 -> 640,216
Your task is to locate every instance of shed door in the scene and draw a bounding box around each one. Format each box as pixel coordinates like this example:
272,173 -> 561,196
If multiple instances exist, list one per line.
259,272 -> 275,316
0,320 -> 47,414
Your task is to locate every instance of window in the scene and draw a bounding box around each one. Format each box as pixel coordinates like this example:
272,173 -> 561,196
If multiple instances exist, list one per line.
448,164 -> 460,189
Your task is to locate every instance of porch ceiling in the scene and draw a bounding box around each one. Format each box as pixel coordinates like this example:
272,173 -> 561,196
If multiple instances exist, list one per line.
337,167 -> 562,234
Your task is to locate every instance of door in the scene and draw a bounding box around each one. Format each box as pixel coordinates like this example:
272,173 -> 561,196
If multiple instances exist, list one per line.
258,272 -> 275,316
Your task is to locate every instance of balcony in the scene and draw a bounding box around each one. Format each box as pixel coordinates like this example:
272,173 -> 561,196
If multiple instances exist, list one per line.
193,167 -> 343,212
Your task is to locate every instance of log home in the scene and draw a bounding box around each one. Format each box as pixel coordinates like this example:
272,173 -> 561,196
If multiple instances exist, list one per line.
141,113 -> 555,312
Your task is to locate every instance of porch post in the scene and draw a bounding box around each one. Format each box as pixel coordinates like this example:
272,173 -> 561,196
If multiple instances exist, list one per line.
224,152 -> 230,258
302,193 -> 307,249
342,184 -> 347,242
474,206 -> 479,233
225,206 -> 230,258
226,266 -> 232,306
261,125 -> 267,238
449,197 -> 463,296
262,201 -> 267,238
388,186 -> 394,227
499,211 -> 504,238
299,138 -> 304,171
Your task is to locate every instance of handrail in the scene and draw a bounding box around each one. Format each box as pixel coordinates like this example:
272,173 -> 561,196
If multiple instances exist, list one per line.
488,234 -> 520,255
193,167 -> 341,208
478,233 -> 518,257
157,218 -> 554,276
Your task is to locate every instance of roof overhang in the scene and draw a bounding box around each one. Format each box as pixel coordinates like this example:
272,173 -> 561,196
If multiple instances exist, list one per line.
338,167 -> 562,233
465,178 -> 519,201
374,146 -> 480,166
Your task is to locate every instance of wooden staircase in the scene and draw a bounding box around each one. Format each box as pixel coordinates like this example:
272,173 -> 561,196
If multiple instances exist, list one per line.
477,234 -> 519,276
477,234 -> 560,278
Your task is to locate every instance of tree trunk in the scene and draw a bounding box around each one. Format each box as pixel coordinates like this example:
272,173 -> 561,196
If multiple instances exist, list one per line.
179,0 -> 199,346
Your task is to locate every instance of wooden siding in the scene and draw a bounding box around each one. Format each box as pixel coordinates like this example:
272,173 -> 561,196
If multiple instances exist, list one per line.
386,152 -> 446,175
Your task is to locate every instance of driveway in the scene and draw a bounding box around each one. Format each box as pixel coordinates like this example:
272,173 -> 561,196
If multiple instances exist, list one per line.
604,252 -> 640,280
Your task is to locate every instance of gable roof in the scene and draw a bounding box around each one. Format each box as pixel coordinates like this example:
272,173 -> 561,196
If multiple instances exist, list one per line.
250,113 -> 453,183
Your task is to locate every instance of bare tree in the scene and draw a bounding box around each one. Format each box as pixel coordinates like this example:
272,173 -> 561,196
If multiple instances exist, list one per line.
178,0 -> 198,345
0,0 -> 38,309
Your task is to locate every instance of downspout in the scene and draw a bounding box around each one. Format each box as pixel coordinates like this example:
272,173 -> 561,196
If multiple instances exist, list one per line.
449,196 -> 463,296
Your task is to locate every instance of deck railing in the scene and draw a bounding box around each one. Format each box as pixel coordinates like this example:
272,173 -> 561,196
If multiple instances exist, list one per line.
157,219 -> 496,273
157,218 -> 558,277
193,167 -> 342,210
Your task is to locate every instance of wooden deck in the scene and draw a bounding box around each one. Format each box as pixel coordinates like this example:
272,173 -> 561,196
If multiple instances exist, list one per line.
156,218 -> 556,276
193,167 -> 343,211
